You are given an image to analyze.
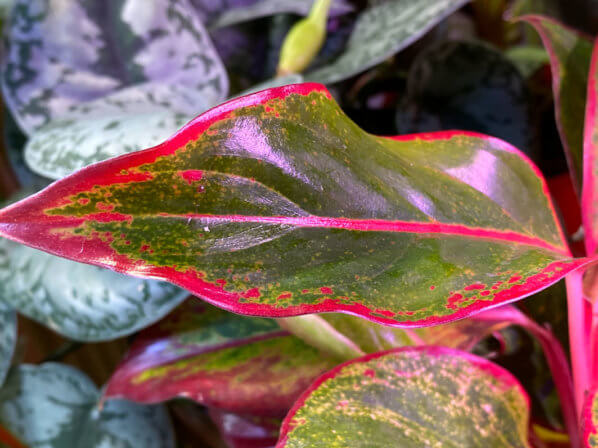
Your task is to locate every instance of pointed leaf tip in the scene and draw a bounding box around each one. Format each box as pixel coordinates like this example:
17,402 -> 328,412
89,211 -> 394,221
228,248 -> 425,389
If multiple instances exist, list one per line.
0,82 -> 592,327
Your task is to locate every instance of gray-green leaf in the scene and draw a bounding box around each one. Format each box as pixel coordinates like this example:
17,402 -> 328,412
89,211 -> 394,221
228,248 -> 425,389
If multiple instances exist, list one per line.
0,238 -> 188,341
0,310 -> 16,387
305,0 -> 470,84
0,363 -> 175,448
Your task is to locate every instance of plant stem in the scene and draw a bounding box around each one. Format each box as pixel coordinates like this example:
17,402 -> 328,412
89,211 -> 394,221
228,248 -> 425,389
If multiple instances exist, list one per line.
591,301 -> 598,388
566,271 -> 591,421
277,314 -> 365,360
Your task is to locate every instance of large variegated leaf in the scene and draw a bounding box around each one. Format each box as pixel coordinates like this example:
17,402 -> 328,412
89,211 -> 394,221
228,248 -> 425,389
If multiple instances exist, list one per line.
0,237 -> 188,341
305,0 -> 469,84
104,300 -> 336,416
2,0 -> 228,133
0,363 -> 175,448
0,83 -> 592,327
584,389 -> 598,447
0,310 -> 15,387
277,346 -> 530,447
518,15 -> 593,194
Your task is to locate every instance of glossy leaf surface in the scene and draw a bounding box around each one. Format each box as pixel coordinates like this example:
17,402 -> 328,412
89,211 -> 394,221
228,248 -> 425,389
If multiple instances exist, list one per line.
518,15 -> 593,193
0,237 -> 188,341
0,83 -> 591,327
584,389 -> 598,447
396,40 -> 532,153
104,300 -> 336,416
0,363 -> 175,448
2,0 -> 228,134
305,0 -> 469,84
0,310 -> 16,387
209,409 -> 281,448
277,346 -> 530,447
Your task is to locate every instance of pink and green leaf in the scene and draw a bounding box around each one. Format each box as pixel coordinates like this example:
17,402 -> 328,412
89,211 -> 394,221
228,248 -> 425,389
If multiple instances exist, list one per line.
277,346 -> 531,447
103,300 -> 336,416
209,409 -> 281,448
0,83 -> 593,327
583,388 -> 598,447
517,15 -> 593,194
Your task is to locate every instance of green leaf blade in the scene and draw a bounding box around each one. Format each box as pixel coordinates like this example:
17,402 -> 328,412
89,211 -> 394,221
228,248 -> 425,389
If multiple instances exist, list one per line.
277,346 -> 530,448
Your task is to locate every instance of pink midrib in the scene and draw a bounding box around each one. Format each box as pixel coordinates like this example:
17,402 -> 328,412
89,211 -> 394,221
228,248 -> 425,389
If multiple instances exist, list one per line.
50,212 -> 568,257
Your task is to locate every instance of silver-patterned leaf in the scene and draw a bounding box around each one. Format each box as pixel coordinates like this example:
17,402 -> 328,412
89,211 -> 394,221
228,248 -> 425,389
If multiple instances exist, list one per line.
23,82 -> 208,179
0,310 -> 16,387
305,0 -> 470,84
2,0 -> 228,134
207,0 -> 354,29
0,363 -> 175,448
0,238 -> 188,341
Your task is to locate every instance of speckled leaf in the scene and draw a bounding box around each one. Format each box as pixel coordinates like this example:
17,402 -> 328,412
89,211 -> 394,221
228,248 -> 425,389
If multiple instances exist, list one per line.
2,0 -> 228,134
0,83 -> 592,328
104,300 -> 336,416
0,237 -> 188,341
583,389 -> 598,447
305,0 -> 470,84
0,310 -> 16,387
396,40 -> 532,153
207,0 -> 353,29
209,409 -> 281,448
518,15 -> 593,193
0,363 -> 175,448
277,346 -> 530,448
23,83 -> 209,179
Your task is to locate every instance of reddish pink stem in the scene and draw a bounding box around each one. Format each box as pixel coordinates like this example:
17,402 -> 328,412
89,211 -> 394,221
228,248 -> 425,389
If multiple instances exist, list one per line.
566,272 -> 590,425
474,305 -> 579,447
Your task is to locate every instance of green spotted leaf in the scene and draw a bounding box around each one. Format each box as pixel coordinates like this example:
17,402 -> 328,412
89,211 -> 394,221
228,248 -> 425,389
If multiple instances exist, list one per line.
207,0 -> 353,29
277,346 -> 530,448
0,83 -> 592,328
23,84 -> 208,180
0,310 -> 16,387
517,15 -> 593,194
305,0 -> 470,84
2,0 -> 228,135
584,389 -> 598,447
104,300 -> 336,416
0,363 -> 175,448
0,237 -> 188,341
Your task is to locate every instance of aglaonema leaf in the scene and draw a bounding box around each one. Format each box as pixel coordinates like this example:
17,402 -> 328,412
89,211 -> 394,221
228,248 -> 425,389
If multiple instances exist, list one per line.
0,83 -> 592,328
277,346 -> 531,447
305,0 -> 470,84
517,15 -> 593,195
209,409 -> 281,448
0,363 -> 175,448
584,389 -> 598,447
103,300 -> 336,416
0,310 -> 16,387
